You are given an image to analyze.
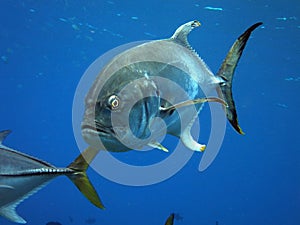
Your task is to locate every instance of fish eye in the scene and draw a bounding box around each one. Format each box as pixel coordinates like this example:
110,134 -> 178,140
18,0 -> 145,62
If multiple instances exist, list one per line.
107,95 -> 120,110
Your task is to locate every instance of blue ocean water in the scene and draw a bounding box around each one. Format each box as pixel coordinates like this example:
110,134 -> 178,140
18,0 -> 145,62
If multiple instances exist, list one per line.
0,1 -> 299,225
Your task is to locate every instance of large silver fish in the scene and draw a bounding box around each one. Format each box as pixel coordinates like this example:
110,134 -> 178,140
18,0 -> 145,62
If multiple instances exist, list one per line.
82,20 -> 262,152
0,130 -> 103,224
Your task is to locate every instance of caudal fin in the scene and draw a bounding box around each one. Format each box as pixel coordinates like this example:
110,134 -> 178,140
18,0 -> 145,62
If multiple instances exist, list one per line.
164,213 -> 175,225
216,22 -> 262,134
67,147 -> 104,209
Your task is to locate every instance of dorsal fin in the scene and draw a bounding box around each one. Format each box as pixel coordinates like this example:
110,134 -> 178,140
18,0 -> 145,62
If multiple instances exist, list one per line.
0,130 -> 11,144
171,20 -> 201,49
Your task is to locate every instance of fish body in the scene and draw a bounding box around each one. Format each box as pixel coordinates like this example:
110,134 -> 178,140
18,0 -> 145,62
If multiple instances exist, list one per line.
82,20 -> 262,152
0,130 -> 103,224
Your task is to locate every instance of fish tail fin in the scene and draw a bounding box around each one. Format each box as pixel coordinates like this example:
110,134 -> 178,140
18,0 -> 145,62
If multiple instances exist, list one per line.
164,213 -> 175,225
216,22 -> 262,134
67,147 -> 104,209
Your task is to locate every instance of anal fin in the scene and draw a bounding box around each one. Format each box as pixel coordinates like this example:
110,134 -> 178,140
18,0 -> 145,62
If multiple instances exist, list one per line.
180,111 -> 206,152
0,204 -> 26,224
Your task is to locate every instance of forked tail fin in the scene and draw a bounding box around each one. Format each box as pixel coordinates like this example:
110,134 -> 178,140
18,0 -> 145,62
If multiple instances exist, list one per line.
164,213 -> 175,225
216,22 -> 262,134
67,147 -> 104,209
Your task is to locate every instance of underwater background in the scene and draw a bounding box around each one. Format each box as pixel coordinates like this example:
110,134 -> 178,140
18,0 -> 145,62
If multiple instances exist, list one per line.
0,0 -> 299,225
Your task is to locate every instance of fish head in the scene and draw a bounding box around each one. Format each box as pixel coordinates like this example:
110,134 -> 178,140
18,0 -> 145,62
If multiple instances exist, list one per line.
82,63 -> 161,152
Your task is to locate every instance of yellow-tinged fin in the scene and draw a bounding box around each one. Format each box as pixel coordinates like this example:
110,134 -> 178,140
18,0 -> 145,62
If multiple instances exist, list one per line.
67,147 -> 104,209
216,22 -> 263,135
164,213 -> 175,225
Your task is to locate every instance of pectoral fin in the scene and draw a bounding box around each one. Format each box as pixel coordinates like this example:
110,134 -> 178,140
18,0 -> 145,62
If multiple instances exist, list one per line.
160,97 -> 227,112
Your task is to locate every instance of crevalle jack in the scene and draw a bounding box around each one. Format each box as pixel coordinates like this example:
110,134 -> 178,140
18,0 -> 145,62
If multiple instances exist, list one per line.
81,20 -> 262,152
0,130 -> 103,224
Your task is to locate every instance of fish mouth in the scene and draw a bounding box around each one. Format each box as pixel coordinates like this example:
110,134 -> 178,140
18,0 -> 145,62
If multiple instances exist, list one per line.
81,121 -> 116,148
81,123 -> 115,136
